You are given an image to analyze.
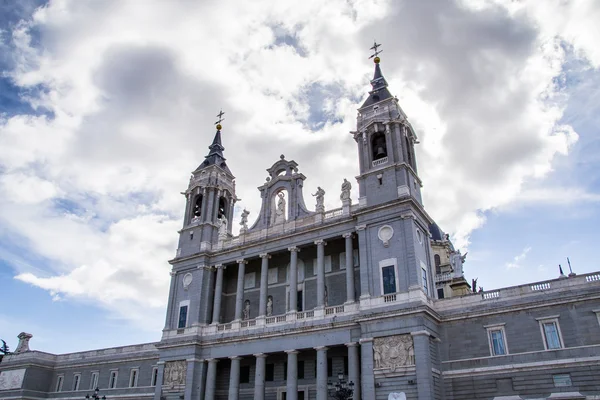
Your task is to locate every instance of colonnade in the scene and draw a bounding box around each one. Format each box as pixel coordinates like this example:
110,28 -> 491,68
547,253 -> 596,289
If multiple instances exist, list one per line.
210,233 -> 357,325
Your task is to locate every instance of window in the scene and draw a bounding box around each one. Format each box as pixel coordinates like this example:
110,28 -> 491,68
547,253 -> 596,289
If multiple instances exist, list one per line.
90,372 -> 99,389
265,363 -> 274,381
298,360 -> 305,379
594,309 -> 600,327
178,301 -> 189,329
129,369 -> 139,388
327,357 -> 333,377
151,367 -> 158,386
244,272 -> 256,289
73,373 -> 81,391
109,371 -> 118,388
371,131 -> 387,160
434,254 -> 441,274
56,375 -> 64,392
485,324 -> 508,356
217,197 -> 227,220
421,267 -> 429,295
381,265 -> 397,294
437,288 -> 445,299
537,317 -> 563,350
343,357 -> 348,376
193,194 -> 203,218
284,362 -> 287,380
553,374 -> 572,387
240,366 -> 250,384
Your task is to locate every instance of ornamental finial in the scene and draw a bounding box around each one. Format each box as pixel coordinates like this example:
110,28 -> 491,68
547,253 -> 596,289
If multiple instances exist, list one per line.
215,109 -> 225,130
369,41 -> 382,63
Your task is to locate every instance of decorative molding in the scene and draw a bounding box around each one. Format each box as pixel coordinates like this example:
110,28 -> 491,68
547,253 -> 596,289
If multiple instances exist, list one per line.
288,246 -> 300,252
345,342 -> 359,347
182,273 -> 193,291
314,346 -> 329,351
253,353 -> 267,358
355,224 -> 367,231
314,239 -> 327,246
377,225 -> 394,247
259,253 -> 271,259
374,334 -> 415,370
342,232 -> 353,239
285,349 -> 300,354
236,259 -> 248,264
410,330 -> 432,337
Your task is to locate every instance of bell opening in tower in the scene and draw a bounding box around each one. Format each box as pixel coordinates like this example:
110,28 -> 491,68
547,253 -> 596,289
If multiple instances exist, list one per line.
218,197 -> 227,220
193,194 -> 203,218
371,132 -> 388,161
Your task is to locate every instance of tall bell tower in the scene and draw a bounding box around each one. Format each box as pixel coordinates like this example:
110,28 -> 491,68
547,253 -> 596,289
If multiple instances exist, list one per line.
352,43 -> 423,208
177,112 -> 237,257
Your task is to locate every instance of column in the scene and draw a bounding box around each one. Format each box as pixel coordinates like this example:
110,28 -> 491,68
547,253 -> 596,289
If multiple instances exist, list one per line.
234,260 -> 247,321
359,338 -> 375,399
315,346 -> 328,400
228,356 -> 241,400
315,240 -> 326,308
254,353 -> 267,400
412,331 -> 434,400
346,343 -> 360,400
204,359 -> 218,400
288,247 -> 299,313
184,359 -> 197,400
211,265 -> 225,324
152,361 -> 165,400
258,254 -> 270,317
286,350 -> 299,400
200,187 -> 208,222
195,360 -> 207,400
343,233 -> 356,303
356,225 -> 370,300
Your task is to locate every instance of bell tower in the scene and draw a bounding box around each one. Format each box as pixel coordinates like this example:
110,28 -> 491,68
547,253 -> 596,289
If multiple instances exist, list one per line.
352,43 -> 423,208
178,112 -> 237,257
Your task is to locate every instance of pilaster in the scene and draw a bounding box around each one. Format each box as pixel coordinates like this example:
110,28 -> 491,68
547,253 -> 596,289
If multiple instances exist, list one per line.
359,338 -> 375,399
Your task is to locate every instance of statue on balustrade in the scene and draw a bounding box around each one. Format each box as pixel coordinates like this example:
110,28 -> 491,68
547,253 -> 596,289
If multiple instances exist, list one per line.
243,300 -> 251,320
240,209 -> 250,232
266,296 -> 273,316
340,178 -> 351,201
312,187 -> 325,213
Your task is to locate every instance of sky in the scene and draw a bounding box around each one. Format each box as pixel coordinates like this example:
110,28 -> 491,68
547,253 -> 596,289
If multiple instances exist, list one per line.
0,0 -> 599,354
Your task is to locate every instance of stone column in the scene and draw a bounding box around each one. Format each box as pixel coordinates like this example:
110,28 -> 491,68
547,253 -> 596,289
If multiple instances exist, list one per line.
234,259 -> 247,320
412,330 -> 434,400
288,247 -> 299,313
152,361 -> 165,400
184,359 -> 197,400
286,350 -> 299,400
359,338 -> 375,399
356,225 -> 370,301
315,240 -> 327,308
343,233 -> 356,303
204,358 -> 218,400
211,265 -> 225,324
254,353 -> 267,400
195,360 -> 207,400
346,343 -> 360,400
228,356 -> 241,400
258,254 -> 270,317
315,346 -> 328,400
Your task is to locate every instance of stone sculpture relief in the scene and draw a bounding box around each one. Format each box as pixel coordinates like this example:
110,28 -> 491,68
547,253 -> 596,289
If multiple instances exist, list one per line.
164,360 -> 187,387
373,334 -> 415,371
0,369 -> 26,390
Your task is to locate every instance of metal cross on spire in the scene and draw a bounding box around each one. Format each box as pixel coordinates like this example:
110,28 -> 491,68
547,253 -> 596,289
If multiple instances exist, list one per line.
215,109 -> 225,128
368,41 -> 382,60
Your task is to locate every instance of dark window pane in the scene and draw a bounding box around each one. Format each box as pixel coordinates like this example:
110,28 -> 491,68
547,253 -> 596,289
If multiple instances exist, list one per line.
437,288 -> 444,299
298,360 -> 305,379
178,306 -> 188,329
343,357 -> 348,376
382,266 -> 396,294
266,364 -> 274,381
284,362 -> 288,381
240,366 -> 250,383
327,357 -> 332,377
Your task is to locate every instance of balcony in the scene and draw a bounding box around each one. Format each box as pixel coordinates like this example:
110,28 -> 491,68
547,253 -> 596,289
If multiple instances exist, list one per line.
372,157 -> 388,167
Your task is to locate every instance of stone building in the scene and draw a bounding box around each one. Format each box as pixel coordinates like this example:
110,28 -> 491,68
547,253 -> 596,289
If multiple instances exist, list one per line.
1,52 -> 600,400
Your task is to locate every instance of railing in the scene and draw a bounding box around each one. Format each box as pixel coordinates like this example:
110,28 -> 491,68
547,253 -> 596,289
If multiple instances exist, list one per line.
435,272 -> 452,283
324,208 -> 344,219
531,282 -> 551,291
383,294 -> 397,303
482,291 -> 500,299
586,274 -> 600,282
265,316 -> 275,324
372,157 -> 388,167
217,323 -> 233,331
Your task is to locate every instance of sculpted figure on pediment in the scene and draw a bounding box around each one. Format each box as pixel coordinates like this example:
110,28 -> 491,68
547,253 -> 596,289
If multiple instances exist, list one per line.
373,334 -> 414,371
164,360 -> 186,386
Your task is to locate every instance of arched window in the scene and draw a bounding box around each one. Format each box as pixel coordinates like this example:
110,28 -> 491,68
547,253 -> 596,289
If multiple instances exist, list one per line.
218,197 -> 227,220
193,195 -> 203,218
405,135 -> 414,168
434,254 -> 441,275
371,132 -> 387,161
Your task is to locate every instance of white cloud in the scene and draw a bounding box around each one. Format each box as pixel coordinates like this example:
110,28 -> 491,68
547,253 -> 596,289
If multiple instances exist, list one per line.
505,246 -> 532,269
0,0 -> 598,332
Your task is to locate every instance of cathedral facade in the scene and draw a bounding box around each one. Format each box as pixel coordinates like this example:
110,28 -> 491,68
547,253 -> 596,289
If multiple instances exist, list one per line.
1,53 -> 600,400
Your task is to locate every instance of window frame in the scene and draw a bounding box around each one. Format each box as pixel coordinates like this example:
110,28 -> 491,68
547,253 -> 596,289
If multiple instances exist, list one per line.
178,300 -> 190,329
265,363 -> 275,382
484,323 -> 509,356
73,373 -> 81,391
55,375 -> 64,392
536,316 -> 564,350
593,309 -> 600,327
129,368 -> 139,388
90,371 -> 99,389
151,367 -> 158,386
109,370 -> 118,389
421,266 -> 429,295
378,258 -> 399,295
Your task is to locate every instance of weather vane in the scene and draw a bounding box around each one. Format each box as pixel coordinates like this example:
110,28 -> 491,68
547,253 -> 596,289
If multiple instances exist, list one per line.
369,41 -> 382,60
215,109 -> 225,130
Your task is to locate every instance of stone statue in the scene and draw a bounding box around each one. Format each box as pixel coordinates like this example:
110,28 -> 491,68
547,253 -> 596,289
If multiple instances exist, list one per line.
266,296 -> 273,316
243,300 -> 250,320
240,209 -> 250,232
373,334 -> 414,371
340,178 -> 351,201
164,360 -> 186,387
218,216 -> 228,240
274,192 -> 286,224
312,187 -> 325,213
14,333 -> 32,354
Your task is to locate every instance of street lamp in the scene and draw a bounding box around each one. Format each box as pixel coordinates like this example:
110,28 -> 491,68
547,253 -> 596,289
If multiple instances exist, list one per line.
85,388 -> 106,400
327,372 -> 354,400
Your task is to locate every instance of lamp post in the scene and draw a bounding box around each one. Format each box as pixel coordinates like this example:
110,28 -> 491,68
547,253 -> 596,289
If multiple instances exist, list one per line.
85,388 -> 106,400
327,372 -> 354,400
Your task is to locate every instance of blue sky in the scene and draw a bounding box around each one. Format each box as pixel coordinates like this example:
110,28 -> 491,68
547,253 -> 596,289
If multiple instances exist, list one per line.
1,0 -> 599,354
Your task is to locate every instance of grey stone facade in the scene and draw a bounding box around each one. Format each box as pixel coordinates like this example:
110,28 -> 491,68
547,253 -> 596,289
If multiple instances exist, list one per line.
2,56 -> 600,400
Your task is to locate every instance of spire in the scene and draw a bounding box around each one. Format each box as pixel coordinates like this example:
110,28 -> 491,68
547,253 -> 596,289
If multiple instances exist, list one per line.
361,41 -> 394,108
194,110 -> 232,174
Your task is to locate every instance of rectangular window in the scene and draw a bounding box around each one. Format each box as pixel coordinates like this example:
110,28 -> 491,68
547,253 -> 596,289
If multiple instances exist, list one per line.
178,305 -> 188,329
542,321 -> 562,349
56,375 -> 64,392
90,372 -> 99,389
151,367 -> 158,386
240,365 -> 250,383
244,272 -> 256,289
489,329 -> 507,356
437,288 -> 445,299
298,360 -> 305,379
129,369 -> 138,387
73,373 -> 81,391
553,374 -> 572,387
265,363 -> 274,381
343,356 -> 348,376
109,371 -> 118,389
381,265 -> 397,294
284,362 -> 288,380
421,267 -> 429,295
327,357 -> 332,377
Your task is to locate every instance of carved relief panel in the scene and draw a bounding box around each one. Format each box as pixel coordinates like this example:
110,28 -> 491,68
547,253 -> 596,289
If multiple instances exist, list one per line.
373,334 -> 414,371
163,360 -> 186,387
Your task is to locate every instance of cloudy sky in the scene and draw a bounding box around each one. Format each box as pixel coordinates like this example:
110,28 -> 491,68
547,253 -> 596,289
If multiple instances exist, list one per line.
1,0 -> 599,354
